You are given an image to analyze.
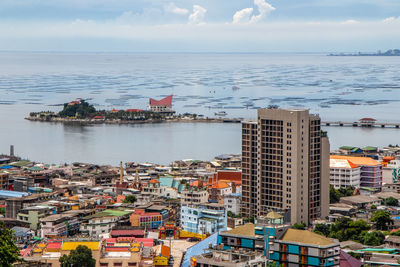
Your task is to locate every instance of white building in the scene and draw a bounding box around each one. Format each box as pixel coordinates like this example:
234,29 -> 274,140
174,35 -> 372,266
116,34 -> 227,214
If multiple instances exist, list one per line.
181,189 -> 209,205
330,158 -> 361,189
80,209 -> 132,238
223,193 -> 241,215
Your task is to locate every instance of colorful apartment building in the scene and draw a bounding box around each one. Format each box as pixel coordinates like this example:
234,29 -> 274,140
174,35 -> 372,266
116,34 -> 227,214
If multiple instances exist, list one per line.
180,203 -> 227,235
330,155 -> 383,191
130,209 -> 163,229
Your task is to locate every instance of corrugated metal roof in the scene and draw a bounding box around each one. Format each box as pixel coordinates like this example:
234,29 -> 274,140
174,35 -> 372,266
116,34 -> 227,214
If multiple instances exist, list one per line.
182,233 -> 218,267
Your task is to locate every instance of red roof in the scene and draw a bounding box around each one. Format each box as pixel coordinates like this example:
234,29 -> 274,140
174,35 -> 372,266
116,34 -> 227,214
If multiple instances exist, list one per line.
126,109 -> 144,112
111,109 -> 119,112
359,118 -> 376,121
110,230 -> 145,237
136,238 -> 154,247
47,242 -> 62,249
149,95 -> 173,107
117,237 -> 136,242
340,251 -> 362,267
93,116 -> 104,119
149,179 -> 160,184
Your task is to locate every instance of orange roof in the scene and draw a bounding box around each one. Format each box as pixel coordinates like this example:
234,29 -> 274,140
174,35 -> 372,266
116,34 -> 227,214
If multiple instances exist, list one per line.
212,181 -> 230,189
161,245 -> 171,258
330,155 -> 382,166
192,180 -> 208,187
149,179 -> 160,184
330,159 -> 359,169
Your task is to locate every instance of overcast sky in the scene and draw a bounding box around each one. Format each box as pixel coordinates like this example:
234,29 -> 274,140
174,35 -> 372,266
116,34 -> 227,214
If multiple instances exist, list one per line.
1,0 -> 400,52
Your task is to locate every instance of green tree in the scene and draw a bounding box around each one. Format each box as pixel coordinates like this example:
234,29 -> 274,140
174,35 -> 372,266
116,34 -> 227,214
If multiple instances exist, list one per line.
0,222 -> 21,267
390,230 -> 400,236
123,195 -> 137,204
361,231 -> 385,246
292,222 -> 307,230
370,204 -> 377,210
385,197 -> 399,206
59,245 -> 96,267
371,210 -> 393,230
314,224 -> 330,237
330,185 -> 355,203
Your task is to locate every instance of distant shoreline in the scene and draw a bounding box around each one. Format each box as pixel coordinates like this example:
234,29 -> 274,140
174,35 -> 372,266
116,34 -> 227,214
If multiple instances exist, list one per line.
328,49 -> 400,57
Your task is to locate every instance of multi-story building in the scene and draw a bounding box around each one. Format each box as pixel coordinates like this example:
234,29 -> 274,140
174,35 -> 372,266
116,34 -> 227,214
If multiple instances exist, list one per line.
223,193 -> 241,215
330,155 -> 383,191
40,212 -> 80,238
180,203 -> 227,234
269,228 -> 340,266
130,209 -> 163,229
17,206 -> 53,231
209,181 -> 232,203
181,189 -> 209,205
242,108 -> 330,224
80,209 -> 132,238
192,213 -> 340,267
329,158 -> 361,189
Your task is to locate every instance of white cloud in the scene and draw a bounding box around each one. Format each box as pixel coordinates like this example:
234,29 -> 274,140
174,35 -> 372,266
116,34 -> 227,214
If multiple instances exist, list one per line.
251,0 -> 275,23
382,16 -> 398,23
189,5 -> 207,24
233,0 -> 275,24
233,8 -> 253,24
165,2 -> 189,16
341,19 -> 359,24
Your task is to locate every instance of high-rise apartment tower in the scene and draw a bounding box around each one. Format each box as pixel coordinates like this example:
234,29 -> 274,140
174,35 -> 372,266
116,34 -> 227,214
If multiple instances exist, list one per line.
242,108 -> 330,224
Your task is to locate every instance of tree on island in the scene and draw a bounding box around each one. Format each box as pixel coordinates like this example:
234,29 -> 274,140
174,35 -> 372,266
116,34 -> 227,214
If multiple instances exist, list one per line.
59,100 -> 96,118
0,222 -> 21,267
123,195 -> 137,204
59,245 -> 96,267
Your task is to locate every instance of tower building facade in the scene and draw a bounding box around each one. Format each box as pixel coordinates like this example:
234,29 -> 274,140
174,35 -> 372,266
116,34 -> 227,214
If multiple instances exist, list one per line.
242,108 -> 330,224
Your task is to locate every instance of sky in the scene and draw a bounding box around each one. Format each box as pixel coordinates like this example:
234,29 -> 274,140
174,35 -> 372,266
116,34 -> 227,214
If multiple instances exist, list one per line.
1,0 -> 400,52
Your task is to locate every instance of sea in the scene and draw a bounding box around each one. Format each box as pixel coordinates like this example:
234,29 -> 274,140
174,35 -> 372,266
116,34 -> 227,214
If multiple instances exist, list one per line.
0,52 -> 400,165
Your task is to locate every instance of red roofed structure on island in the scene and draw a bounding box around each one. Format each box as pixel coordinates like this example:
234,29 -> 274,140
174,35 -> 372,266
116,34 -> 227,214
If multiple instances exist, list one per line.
149,95 -> 174,113
149,95 -> 173,107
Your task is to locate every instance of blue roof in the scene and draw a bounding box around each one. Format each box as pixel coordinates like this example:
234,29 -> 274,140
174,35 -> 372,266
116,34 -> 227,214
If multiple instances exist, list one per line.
178,184 -> 186,193
0,190 -> 30,198
159,177 -> 174,187
0,165 -> 13,169
172,180 -> 180,189
231,193 -> 242,197
182,233 -> 218,267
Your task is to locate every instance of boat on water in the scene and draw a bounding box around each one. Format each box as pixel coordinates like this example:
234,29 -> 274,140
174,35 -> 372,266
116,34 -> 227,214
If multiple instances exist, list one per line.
215,111 -> 227,116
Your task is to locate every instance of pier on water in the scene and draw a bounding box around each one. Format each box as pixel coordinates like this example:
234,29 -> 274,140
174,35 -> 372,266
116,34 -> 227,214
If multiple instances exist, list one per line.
323,118 -> 400,129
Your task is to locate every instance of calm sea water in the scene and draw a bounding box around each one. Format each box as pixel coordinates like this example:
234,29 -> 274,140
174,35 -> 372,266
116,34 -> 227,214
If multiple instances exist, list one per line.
0,52 -> 399,165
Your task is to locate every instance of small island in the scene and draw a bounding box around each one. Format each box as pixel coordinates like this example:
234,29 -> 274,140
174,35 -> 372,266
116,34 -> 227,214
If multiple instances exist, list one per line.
26,97 -> 242,125
329,49 -> 400,56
